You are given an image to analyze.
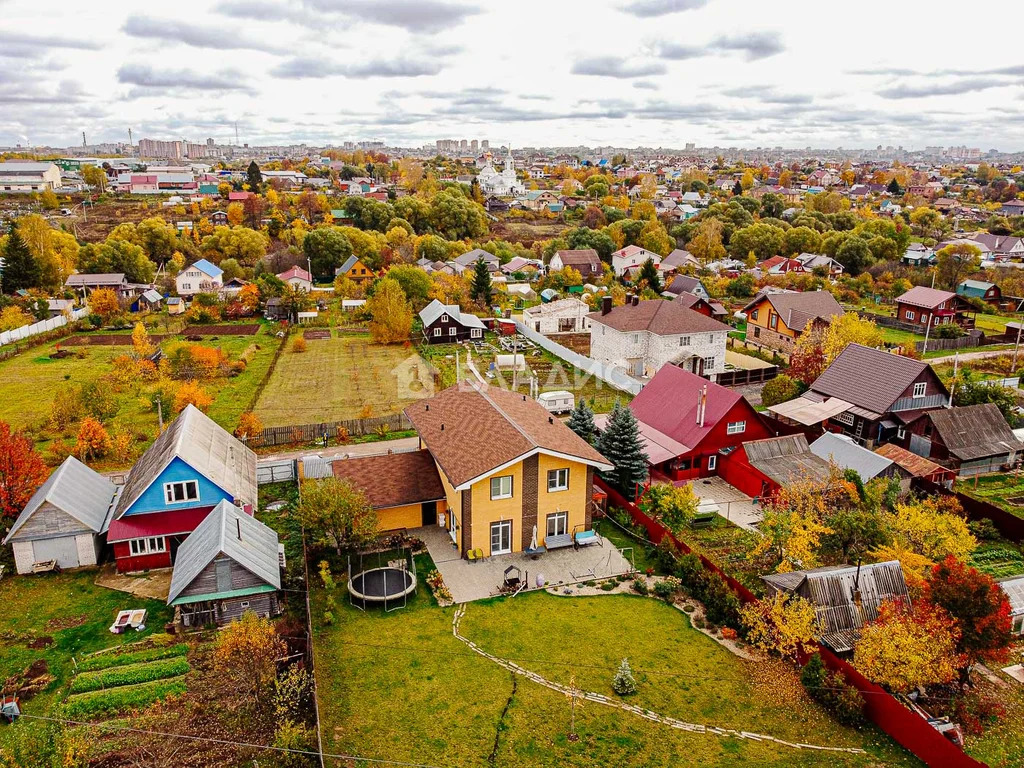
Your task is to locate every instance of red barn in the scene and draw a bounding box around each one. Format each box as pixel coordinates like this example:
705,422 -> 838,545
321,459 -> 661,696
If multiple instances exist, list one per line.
609,365 -> 774,481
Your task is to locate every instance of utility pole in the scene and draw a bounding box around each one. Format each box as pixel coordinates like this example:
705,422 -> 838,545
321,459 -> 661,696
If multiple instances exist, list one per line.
82,131 -> 86,148
1013,315 -> 1023,372
922,312 -> 933,355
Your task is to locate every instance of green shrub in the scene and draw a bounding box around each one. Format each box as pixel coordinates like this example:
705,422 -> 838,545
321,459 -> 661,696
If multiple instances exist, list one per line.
632,577 -> 648,595
71,657 -> 190,694
63,678 -> 187,719
78,642 -> 188,673
600,581 -> 617,591
800,653 -> 865,726
653,581 -> 675,601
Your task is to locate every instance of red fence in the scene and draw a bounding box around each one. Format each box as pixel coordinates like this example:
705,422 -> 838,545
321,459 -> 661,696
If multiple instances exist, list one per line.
597,477 -> 989,768
913,477 -> 1024,543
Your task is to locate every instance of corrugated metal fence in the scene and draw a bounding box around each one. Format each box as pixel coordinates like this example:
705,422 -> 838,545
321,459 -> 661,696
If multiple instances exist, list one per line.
0,306 -> 90,347
513,320 -> 643,395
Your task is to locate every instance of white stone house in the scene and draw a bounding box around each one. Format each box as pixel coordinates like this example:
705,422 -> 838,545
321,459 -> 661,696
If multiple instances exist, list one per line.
611,245 -> 662,277
522,298 -> 591,334
587,296 -> 730,379
175,259 -> 224,297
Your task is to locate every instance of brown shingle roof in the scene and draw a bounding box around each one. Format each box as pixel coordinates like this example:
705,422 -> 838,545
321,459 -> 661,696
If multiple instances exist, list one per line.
587,299 -> 730,335
742,290 -> 843,331
809,344 -> 943,415
554,249 -> 602,274
405,384 -> 611,489
331,451 -> 445,509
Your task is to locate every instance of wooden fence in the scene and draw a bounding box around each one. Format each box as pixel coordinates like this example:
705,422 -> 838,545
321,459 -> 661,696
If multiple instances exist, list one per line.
246,413 -> 415,448
714,365 -> 778,387
915,331 -> 988,354
597,477 -> 989,768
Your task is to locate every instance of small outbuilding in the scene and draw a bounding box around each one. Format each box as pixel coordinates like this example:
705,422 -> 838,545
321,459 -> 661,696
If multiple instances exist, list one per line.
2,457 -> 117,574
903,403 -> 1024,476
810,432 -> 907,484
167,499 -> 281,627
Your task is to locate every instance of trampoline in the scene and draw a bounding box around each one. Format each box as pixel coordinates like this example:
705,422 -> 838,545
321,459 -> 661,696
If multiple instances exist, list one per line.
348,546 -> 418,611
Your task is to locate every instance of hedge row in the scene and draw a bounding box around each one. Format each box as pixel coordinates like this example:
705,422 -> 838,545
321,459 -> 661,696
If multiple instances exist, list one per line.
63,678 -> 187,720
71,658 -> 190,694
78,643 -> 189,673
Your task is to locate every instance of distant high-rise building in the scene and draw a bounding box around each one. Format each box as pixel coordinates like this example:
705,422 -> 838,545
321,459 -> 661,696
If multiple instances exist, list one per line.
459,139 -> 468,150
685,142 -> 695,150
206,137 -> 214,146
481,140 -> 489,150
471,139 -> 478,151
138,138 -> 183,159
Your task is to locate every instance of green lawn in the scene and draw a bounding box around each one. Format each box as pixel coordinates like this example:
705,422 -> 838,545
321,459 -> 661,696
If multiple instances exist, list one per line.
312,587 -> 919,767
0,570 -> 173,749
255,333 -> 427,427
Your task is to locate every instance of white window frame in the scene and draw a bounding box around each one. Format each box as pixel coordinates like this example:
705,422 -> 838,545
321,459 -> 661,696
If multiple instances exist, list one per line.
490,475 -> 513,500
897,426 -> 906,440
441,314 -> 449,322
546,511 -> 568,538
471,328 -> 482,338
490,519 -> 512,555
703,356 -> 715,370
680,335 -> 690,346
904,309 -> 915,321
449,326 -> 457,335
834,411 -> 855,426
632,333 -> 640,344
726,421 -> 746,435
163,480 -> 199,505
707,454 -> 717,471
913,382 -> 926,398
547,468 -> 569,492
433,327 -> 441,337
129,537 -> 166,556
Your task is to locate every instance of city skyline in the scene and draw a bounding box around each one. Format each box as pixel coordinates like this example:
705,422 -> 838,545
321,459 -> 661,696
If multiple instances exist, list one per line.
1,0 -> 1023,151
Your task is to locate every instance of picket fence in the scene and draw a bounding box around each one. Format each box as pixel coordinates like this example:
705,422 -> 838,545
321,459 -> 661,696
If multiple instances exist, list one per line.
597,477 -> 988,768
513,320 -> 643,395
0,306 -> 90,348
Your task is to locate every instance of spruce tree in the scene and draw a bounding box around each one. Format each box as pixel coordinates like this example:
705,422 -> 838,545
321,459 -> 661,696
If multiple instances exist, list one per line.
595,400 -> 648,496
246,160 -> 263,193
567,399 -> 596,443
732,180 -> 743,197
886,178 -> 901,196
638,258 -> 661,293
0,223 -> 40,293
612,657 -> 638,696
471,256 -> 492,306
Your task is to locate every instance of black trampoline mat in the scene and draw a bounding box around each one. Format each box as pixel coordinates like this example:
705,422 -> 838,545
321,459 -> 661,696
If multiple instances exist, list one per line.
352,568 -> 413,598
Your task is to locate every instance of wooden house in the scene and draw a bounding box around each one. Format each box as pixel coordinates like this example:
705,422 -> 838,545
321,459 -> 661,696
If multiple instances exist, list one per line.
335,255 -> 373,285
717,434 -> 831,500
418,299 -> 485,344
167,500 -> 281,627
2,457 -> 117,574
105,405 -> 257,573
741,290 -> 844,352
894,286 -> 974,329
902,403 -> 1024,477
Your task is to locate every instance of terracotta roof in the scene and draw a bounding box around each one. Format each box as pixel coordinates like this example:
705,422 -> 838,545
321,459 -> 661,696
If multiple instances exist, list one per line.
405,384 -> 611,489
874,442 -> 946,477
896,285 -> 957,310
587,299 -> 730,335
331,451 -> 445,509
809,344 -> 943,415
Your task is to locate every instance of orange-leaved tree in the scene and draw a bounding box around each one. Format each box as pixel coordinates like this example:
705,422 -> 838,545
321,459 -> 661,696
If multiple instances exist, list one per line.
75,417 -> 111,461
0,421 -> 48,520
174,381 -> 213,413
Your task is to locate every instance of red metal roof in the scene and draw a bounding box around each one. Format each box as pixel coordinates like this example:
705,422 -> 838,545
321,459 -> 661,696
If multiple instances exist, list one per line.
107,507 -> 214,543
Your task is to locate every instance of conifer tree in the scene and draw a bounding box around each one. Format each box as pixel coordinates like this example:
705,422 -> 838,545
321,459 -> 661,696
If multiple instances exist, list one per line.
595,400 -> 648,496
638,257 -> 661,293
246,160 -> 263,193
1,223 -> 40,293
471,256 -> 492,306
612,658 -> 637,696
567,399 -> 596,443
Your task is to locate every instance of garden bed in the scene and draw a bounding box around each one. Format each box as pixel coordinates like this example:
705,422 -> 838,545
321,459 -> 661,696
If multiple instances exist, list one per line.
184,323 -> 260,335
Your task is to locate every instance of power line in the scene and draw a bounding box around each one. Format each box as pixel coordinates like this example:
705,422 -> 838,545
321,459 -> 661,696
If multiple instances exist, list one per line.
14,713 -> 454,768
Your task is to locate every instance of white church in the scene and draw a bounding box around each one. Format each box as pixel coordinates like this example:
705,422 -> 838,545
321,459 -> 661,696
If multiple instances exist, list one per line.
476,148 -> 525,197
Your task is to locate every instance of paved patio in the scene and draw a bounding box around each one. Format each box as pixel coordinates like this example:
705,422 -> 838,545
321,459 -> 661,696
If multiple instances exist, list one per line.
683,476 -> 763,531
414,525 -> 634,603
95,563 -> 172,600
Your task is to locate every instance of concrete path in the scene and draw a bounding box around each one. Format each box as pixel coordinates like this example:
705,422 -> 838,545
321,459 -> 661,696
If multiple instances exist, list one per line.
452,605 -> 865,755
927,348 -> 1017,364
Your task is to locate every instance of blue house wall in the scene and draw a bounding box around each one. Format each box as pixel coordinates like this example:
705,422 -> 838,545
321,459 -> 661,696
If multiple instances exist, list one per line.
123,456 -> 231,516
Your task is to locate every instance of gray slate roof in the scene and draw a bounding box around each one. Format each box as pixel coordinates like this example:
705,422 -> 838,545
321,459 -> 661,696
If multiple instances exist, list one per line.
743,434 -> 831,485
66,273 -> 126,287
762,561 -> 910,653
923,403 -> 1024,461
418,298 -> 486,329
454,248 -> 498,267
999,575 -> 1024,617
810,432 -> 895,482
809,344 -> 940,415
337,255 -> 360,275
167,499 -> 280,604
114,404 -> 257,519
141,289 -> 163,303
3,457 -> 117,543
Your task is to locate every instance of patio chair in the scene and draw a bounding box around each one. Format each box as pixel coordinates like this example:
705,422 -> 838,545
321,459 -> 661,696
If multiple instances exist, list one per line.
467,548 -> 484,563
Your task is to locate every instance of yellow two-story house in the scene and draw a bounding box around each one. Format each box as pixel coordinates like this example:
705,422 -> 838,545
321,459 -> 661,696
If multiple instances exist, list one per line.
406,384 -> 612,558
741,290 -> 844,352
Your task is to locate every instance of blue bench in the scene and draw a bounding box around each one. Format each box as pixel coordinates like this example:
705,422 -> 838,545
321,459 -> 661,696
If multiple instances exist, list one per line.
574,530 -> 602,548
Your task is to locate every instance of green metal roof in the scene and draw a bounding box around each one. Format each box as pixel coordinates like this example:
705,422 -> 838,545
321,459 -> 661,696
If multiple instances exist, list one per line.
170,583 -> 277,606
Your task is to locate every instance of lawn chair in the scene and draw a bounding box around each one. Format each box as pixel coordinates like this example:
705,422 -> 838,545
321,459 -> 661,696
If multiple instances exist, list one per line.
466,548 -> 484,563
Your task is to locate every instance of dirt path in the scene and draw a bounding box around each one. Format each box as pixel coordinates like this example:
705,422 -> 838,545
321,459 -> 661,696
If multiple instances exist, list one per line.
257,436 -> 420,462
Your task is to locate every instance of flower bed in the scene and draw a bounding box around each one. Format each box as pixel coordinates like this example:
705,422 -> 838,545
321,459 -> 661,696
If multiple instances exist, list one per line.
62,678 -> 187,719
70,657 -> 190,694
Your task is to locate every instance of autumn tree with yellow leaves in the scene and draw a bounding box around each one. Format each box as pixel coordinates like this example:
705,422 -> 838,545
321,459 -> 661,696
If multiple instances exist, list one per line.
740,592 -> 820,660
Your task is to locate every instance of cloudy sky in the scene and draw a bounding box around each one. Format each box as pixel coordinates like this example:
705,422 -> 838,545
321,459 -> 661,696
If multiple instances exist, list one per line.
1,0 -> 1022,151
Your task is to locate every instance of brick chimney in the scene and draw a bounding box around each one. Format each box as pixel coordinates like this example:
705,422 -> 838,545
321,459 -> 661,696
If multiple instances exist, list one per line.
601,295 -> 612,315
